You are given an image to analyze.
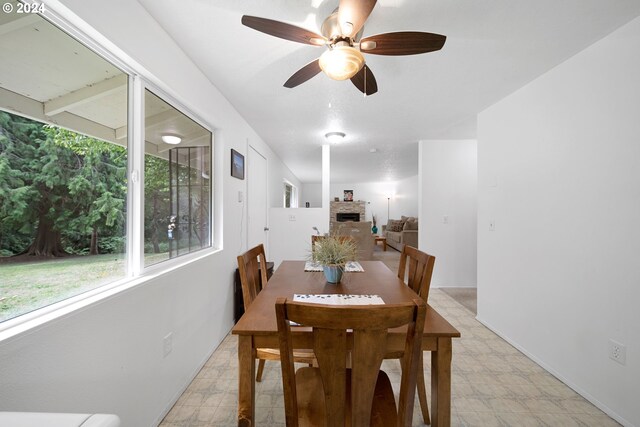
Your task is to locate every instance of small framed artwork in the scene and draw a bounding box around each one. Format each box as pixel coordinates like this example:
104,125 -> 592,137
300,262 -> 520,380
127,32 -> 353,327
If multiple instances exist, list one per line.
343,190 -> 353,202
231,149 -> 245,180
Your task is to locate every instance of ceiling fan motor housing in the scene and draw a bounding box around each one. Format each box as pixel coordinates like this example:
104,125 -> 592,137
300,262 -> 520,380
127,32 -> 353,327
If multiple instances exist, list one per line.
321,10 -> 364,44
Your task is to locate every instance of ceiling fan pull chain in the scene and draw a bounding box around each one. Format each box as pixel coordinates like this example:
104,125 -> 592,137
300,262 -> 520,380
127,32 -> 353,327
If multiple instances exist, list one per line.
364,65 -> 367,97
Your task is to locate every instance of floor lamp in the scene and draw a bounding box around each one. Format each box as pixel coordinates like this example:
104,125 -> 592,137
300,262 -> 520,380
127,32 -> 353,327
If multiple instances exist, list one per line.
387,197 -> 390,221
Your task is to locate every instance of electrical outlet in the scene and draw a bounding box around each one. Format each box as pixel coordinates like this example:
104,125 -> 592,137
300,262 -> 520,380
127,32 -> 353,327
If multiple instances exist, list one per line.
609,339 -> 626,365
443,215 -> 449,224
163,332 -> 173,358
489,220 -> 495,231
289,215 -> 296,221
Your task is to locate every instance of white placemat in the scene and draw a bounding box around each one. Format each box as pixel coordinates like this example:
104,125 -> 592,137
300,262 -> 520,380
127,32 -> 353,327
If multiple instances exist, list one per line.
293,294 -> 384,305
304,261 -> 364,272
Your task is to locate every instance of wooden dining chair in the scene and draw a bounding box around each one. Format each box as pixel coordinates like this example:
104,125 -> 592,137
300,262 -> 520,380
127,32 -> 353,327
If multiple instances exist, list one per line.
398,245 -> 435,302
237,244 -> 315,382
276,297 -> 426,427
389,244 -> 436,425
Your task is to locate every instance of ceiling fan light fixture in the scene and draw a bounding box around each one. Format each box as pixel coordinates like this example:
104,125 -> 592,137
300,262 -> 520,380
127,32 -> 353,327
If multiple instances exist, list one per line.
325,131 -> 346,143
319,46 -> 364,80
161,134 -> 182,145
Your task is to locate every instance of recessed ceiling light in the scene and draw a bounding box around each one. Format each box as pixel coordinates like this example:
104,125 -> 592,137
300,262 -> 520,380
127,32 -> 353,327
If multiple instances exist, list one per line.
161,134 -> 182,145
369,148 -> 378,153
325,131 -> 346,143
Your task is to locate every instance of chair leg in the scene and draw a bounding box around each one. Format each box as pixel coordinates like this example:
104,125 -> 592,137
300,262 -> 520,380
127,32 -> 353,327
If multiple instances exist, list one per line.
256,359 -> 266,382
416,352 -> 430,425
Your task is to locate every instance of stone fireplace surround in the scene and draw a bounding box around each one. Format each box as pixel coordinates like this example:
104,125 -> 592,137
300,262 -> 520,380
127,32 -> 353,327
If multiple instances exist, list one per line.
330,201 -> 366,232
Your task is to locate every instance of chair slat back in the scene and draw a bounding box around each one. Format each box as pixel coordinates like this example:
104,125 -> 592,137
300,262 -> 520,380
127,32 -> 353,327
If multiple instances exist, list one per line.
276,298 -> 426,427
398,245 -> 435,302
237,244 -> 269,310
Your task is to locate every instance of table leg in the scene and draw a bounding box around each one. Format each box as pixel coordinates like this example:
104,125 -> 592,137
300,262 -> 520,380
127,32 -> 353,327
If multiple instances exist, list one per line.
383,240 -> 387,251
431,337 -> 452,427
238,335 -> 255,427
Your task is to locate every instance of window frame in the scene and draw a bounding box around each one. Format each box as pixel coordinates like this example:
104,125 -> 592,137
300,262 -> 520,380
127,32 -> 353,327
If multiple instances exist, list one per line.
283,180 -> 298,208
0,4 -> 217,337
141,86 -> 214,269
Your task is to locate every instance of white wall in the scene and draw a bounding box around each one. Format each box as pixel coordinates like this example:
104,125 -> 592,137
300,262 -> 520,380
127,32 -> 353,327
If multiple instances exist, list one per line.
268,208 -> 327,268
478,17 -> 640,426
300,182 -> 322,208
419,140 -> 477,288
268,157 -> 301,209
330,176 -> 419,228
0,1 -> 300,426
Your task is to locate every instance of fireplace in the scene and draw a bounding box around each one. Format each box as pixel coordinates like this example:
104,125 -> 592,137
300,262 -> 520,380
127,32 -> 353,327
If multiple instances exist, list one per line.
337,212 -> 360,222
330,201 -> 366,232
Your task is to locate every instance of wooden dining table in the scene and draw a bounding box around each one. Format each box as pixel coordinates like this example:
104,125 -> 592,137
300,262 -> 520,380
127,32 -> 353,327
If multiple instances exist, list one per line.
232,260 -> 461,427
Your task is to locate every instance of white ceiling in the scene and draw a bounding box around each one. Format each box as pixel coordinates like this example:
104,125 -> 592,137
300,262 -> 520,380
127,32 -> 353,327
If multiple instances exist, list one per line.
138,0 -> 640,183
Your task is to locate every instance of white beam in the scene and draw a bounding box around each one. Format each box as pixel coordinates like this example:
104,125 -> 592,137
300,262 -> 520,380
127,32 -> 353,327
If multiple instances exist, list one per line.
44,74 -> 127,116
0,86 -> 43,119
115,125 -> 127,140
50,112 -> 119,146
1,86 -> 118,145
115,109 -> 182,140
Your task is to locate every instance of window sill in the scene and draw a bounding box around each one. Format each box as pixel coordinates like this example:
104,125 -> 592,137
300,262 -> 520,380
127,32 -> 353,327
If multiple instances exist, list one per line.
0,247 -> 221,343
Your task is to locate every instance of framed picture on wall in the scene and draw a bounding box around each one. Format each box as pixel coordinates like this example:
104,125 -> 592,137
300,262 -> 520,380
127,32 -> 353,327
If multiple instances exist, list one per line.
343,190 -> 353,201
231,149 -> 245,180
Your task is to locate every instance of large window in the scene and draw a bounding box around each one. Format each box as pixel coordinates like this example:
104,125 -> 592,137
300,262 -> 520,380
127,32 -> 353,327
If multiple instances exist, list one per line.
0,2 -> 213,325
0,3 -> 128,323
144,90 -> 212,267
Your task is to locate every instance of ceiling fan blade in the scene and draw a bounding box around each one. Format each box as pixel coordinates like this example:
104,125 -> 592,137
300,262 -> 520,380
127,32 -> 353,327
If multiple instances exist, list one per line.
241,15 -> 326,46
350,64 -> 378,96
284,59 -> 322,88
360,31 -> 446,55
338,0 -> 377,38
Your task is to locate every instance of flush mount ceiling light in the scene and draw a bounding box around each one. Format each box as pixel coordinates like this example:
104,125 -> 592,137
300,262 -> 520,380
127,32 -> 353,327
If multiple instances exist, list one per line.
325,131 -> 346,143
319,44 -> 364,81
161,134 -> 182,145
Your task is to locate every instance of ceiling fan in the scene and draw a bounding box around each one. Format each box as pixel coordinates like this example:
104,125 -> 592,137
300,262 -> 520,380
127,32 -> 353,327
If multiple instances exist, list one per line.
241,0 -> 446,96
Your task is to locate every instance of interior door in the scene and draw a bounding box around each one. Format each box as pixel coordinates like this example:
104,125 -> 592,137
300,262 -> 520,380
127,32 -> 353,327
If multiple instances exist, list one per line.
247,146 -> 268,254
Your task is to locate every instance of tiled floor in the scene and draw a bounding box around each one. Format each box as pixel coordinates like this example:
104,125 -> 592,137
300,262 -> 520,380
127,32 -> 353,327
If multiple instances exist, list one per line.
160,248 -> 620,426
